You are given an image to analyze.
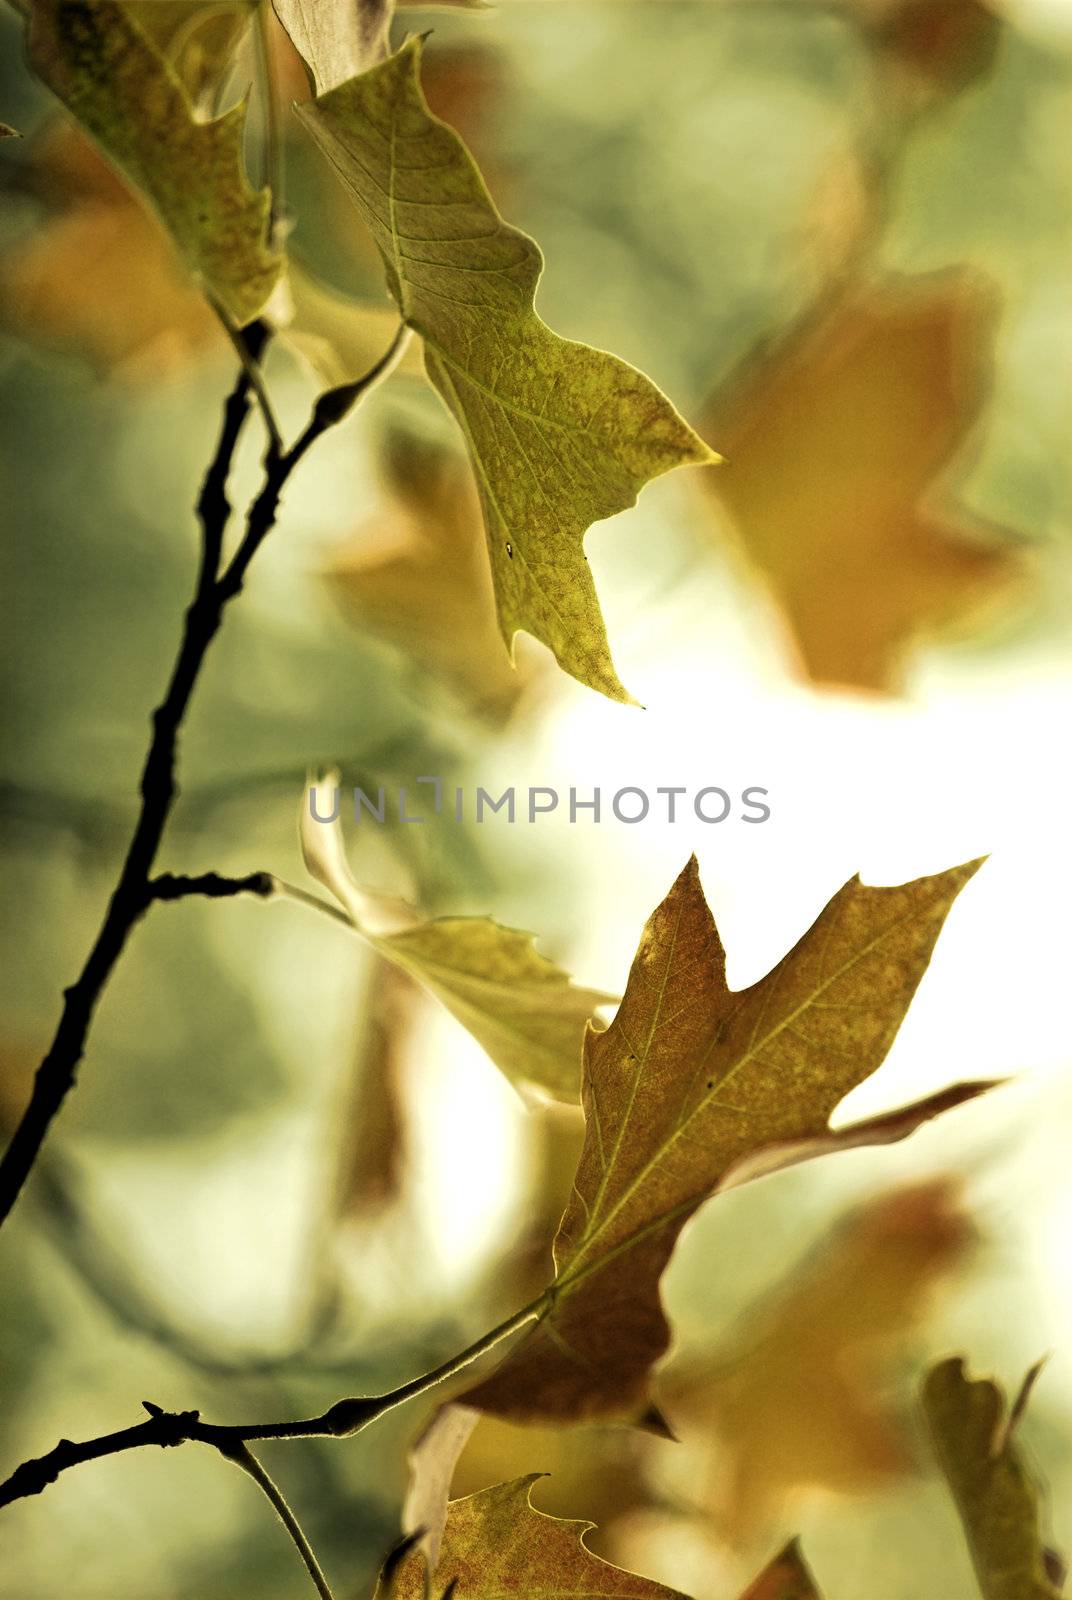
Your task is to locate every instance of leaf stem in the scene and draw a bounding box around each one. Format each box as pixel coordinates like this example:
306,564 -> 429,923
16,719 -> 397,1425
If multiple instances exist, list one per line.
223,1441 -> 336,1600
0,1295 -> 547,1510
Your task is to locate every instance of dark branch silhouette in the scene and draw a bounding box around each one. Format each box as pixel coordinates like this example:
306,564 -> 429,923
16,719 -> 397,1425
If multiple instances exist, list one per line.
0,1295 -> 544,1511
0,324 -> 406,1231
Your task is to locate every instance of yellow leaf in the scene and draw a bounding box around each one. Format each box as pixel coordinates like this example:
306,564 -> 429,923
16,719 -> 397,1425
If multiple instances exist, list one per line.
924,1358 -> 1064,1600
701,274 -> 1025,692
378,1477 -> 688,1600
21,0 -> 281,324
300,785 -> 611,1100
298,36 -> 716,703
465,855 -> 991,1423
658,1180 -> 977,1538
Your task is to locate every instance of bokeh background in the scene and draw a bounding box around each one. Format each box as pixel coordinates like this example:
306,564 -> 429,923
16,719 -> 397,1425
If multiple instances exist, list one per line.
2,2 -> 1072,1596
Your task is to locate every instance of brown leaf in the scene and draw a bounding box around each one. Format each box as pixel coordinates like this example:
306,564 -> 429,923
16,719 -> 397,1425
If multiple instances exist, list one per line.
658,1181 -> 977,1539
924,1358 -> 1064,1600
379,1476 -> 689,1600
739,1540 -> 823,1600
464,855 -> 991,1425
327,419 -> 536,712
701,273 -> 1025,691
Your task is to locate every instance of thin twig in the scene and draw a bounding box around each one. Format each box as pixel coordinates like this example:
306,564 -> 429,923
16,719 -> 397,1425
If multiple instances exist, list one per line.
222,1441 -> 336,1600
0,325 -> 406,1232
146,870 -> 276,905
0,1295 -> 547,1509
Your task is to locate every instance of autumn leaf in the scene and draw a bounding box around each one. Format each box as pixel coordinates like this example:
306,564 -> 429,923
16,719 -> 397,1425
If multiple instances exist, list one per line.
378,1477 -> 689,1600
271,0 -> 391,95
656,1180 -> 977,1539
298,36 -> 716,703
924,1358 -> 1064,1600
326,417 -> 534,713
701,273 -> 1024,692
739,1541 -> 823,1600
300,784 -> 612,1100
21,0 -> 280,324
279,257 -> 422,390
464,855 -> 992,1424
127,0 -> 255,108
0,124 -> 223,378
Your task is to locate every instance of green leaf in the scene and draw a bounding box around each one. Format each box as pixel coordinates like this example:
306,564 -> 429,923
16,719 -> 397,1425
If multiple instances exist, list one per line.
923,1358 -> 1064,1600
298,36 -> 716,702
300,785 -> 611,1100
376,1477 -> 688,1600
22,0 -> 280,324
464,855 -> 993,1423
739,1541 -> 824,1600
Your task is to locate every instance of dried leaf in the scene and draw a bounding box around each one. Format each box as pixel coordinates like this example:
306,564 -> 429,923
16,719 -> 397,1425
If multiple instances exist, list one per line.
739,1541 -> 823,1600
465,855 -> 990,1424
403,1403 -> 480,1569
271,0 -> 391,95
701,273 -> 1024,692
924,1358 -> 1063,1600
22,0 -> 280,324
299,36 -> 716,703
379,1477 -> 688,1600
659,1181 -> 977,1538
300,787 -> 612,1100
327,419 -> 532,712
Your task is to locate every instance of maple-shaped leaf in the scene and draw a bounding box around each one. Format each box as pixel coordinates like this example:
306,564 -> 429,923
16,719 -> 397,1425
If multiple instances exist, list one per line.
701,273 -> 1024,692
300,786 -> 611,1100
739,1541 -> 823,1600
377,1477 -> 688,1600
924,1358 -> 1064,1600
21,0 -> 281,324
657,1180 -> 976,1539
298,36 -> 716,703
464,855 -> 993,1424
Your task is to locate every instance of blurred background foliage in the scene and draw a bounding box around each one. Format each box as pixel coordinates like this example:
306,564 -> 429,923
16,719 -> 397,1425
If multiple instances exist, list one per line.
2,2 -> 1072,1596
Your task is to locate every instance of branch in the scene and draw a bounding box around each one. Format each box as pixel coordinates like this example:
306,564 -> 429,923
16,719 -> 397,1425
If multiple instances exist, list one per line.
0,1295 -> 545,1510
0,322 -> 405,1232
146,870 -> 276,905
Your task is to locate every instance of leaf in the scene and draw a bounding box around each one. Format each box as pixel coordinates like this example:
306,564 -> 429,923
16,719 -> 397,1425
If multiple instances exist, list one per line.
298,36 -> 716,703
300,784 -> 612,1100
657,1180 -> 977,1538
126,0 -> 255,107
22,0 -> 281,324
326,416 -> 534,713
923,1358 -> 1064,1600
402,1403 -> 480,1569
377,1477 -> 689,1600
279,257 -> 422,389
0,124 -> 223,378
700,273 -> 1024,692
1,123 -> 20,138
271,0 -> 391,95
464,854 -> 992,1424
739,1541 -> 824,1600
